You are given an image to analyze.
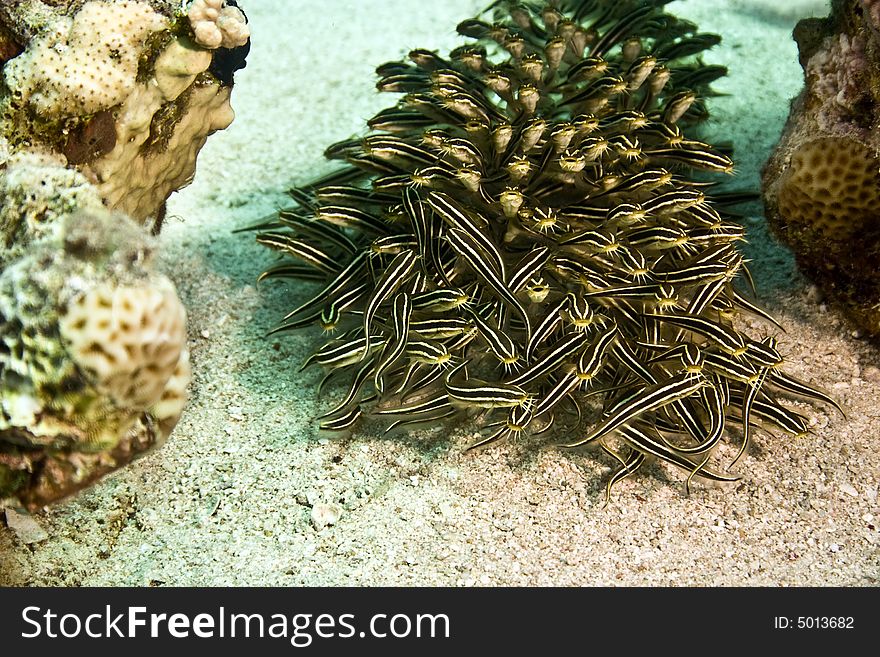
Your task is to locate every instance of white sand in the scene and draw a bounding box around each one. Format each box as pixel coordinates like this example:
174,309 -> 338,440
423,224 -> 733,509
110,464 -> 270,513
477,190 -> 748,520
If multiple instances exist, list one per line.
1,0 -> 877,586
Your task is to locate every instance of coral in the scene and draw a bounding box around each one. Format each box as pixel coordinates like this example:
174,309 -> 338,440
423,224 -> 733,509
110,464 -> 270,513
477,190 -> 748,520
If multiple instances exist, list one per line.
58,279 -> 186,411
776,138 -> 879,241
2,1 -> 167,116
88,38 -> 235,221
0,0 -> 249,224
188,0 -> 250,50
253,0 -> 835,497
805,33 -> 869,130
764,0 -> 880,337
860,0 -> 880,33
0,0 -> 249,508
0,149 -> 107,254
0,205 -> 190,509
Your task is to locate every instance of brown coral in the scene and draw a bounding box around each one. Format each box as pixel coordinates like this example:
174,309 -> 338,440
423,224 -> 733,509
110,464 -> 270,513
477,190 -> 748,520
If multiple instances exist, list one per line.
776,138 -> 880,241
763,0 -> 880,337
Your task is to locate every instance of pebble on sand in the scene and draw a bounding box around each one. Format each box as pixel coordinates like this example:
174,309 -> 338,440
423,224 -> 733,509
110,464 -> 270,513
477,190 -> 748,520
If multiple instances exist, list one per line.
310,503 -> 342,529
5,508 -> 49,544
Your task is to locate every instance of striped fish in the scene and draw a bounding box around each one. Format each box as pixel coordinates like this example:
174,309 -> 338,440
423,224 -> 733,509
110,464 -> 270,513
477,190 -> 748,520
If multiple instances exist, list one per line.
576,324 -> 618,382
731,355 -> 773,467
319,282 -> 368,332
303,335 -> 386,370
362,249 -> 419,358
510,331 -> 589,387
727,392 -> 810,436
703,351 -> 759,384
646,313 -> 747,355
591,4 -> 656,57
508,247 -> 552,293
368,108 -> 436,133
319,406 -> 363,433
565,371 -> 708,447
315,205 -> 389,234
258,262 -> 326,284
319,360 -> 374,421
601,446 -> 647,504
277,211 -> 358,254
373,392 -> 452,418
645,146 -> 734,174
661,380 -> 726,456
467,307 -> 520,368
406,340 -> 452,367
766,369 -> 844,416
373,292 -> 412,392
256,234 -> 340,275
445,227 -> 532,340
411,287 -> 471,312
526,294 -> 570,362
617,423 -> 739,489
445,362 -> 531,409
280,252 -> 369,324
427,191 -> 504,276
466,401 -> 536,450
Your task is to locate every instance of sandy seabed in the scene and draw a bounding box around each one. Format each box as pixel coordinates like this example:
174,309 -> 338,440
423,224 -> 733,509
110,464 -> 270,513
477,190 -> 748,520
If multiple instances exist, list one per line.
1,0 -> 878,586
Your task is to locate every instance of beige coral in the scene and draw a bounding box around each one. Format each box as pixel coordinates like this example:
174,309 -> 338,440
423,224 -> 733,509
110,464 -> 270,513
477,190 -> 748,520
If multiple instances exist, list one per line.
2,1 -> 167,116
87,40 -> 235,221
0,0 -> 250,508
59,278 -> 187,411
2,0 -> 249,224
188,0 -> 250,50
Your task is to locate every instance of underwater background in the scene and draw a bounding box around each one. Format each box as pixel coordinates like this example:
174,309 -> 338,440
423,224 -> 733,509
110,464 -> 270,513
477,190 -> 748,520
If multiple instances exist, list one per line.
1,0 -> 878,586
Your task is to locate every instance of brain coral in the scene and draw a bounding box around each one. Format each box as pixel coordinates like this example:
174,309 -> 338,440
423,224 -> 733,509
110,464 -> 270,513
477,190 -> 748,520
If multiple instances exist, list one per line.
776,137 -> 880,242
59,279 -> 187,412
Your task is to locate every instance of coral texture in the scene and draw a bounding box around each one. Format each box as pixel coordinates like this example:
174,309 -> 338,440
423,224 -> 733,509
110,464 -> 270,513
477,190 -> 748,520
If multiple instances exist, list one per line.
0,0 -> 249,224
0,202 -> 190,508
0,0 -> 248,508
0,151 -> 107,254
88,39 -> 234,222
3,1 -> 167,116
188,0 -> 250,50
254,0 -> 834,497
763,0 -> 880,337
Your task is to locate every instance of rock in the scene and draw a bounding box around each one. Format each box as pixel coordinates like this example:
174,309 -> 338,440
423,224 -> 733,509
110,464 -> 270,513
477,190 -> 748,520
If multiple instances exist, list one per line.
4,507 -> 48,544
310,502 -> 342,529
762,0 -> 880,338
839,483 -> 860,498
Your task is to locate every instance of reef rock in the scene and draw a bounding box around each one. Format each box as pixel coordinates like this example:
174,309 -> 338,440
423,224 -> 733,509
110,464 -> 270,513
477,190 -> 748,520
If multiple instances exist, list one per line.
762,0 -> 880,337
0,0 -> 249,509
0,0 -> 250,226
0,203 -> 190,509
